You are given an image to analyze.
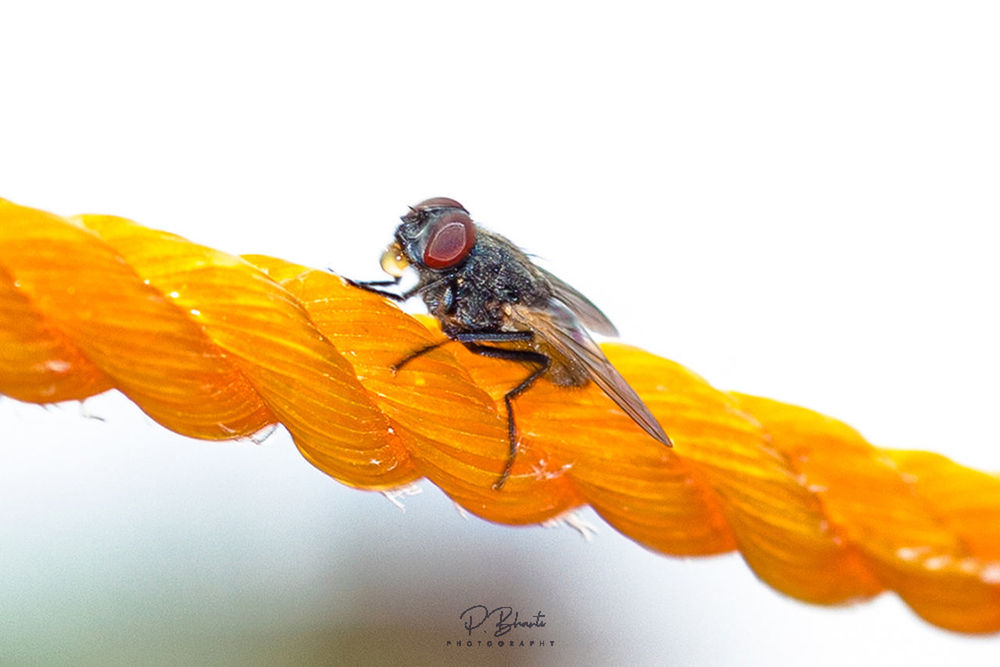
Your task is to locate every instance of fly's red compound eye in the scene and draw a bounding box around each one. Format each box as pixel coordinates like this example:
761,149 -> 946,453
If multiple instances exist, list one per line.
422,211 -> 476,269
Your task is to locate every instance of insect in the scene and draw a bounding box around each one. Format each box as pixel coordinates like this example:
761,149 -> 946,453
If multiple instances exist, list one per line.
349,197 -> 672,489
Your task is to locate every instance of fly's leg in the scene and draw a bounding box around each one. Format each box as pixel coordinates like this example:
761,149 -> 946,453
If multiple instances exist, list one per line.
345,275 -> 451,303
461,342 -> 550,490
390,339 -> 451,373
342,276 -> 407,302
391,330 -> 534,373
349,279 -> 399,287
390,328 -> 545,489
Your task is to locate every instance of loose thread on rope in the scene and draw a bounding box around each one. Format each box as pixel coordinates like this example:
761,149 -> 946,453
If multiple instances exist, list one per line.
1,198 -> 998,633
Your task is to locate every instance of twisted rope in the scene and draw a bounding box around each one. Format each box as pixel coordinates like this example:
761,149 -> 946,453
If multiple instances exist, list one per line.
2,198 -> 998,633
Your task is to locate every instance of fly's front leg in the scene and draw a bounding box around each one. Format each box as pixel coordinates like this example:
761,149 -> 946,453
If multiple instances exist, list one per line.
342,276 -> 406,301
461,339 -> 550,490
346,275 -> 451,304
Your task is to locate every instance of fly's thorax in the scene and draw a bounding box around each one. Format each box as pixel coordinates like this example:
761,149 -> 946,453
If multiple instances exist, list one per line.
462,232 -> 553,306
413,233 -> 553,332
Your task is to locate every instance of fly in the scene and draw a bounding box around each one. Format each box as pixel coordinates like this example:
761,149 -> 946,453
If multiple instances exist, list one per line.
349,197 -> 672,489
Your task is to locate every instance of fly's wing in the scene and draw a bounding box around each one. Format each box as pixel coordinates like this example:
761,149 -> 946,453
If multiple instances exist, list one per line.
536,266 -> 619,337
510,300 -> 672,447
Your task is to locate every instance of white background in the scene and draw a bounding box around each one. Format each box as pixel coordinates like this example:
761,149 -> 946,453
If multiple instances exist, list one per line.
2,1 -> 999,664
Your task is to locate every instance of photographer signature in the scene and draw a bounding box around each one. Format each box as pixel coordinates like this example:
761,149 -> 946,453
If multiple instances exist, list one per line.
460,606 -> 547,637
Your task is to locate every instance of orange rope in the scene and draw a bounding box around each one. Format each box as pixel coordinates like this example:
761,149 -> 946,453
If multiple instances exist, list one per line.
2,198 -> 998,633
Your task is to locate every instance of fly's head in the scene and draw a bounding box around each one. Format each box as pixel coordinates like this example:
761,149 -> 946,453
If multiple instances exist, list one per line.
380,197 -> 477,278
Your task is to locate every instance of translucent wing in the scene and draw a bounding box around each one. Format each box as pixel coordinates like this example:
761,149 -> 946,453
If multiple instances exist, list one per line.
510,300 -> 671,447
537,267 -> 619,337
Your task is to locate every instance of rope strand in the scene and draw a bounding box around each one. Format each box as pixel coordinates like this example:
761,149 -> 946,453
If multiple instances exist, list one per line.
2,198 -> 998,633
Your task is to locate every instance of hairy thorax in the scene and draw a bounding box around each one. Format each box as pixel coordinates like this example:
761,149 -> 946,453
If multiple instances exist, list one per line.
419,246 -> 588,387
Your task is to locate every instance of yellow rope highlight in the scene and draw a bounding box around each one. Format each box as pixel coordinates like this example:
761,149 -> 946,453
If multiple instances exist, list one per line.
2,198 -> 998,633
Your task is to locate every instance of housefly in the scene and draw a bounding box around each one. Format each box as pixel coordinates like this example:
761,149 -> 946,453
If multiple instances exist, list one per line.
349,197 -> 672,489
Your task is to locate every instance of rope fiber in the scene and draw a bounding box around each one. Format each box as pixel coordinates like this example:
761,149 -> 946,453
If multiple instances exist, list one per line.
2,198 -> 998,633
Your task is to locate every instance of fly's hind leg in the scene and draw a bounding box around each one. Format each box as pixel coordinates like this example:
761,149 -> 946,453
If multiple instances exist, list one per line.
461,341 -> 550,490
389,328 -> 545,489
